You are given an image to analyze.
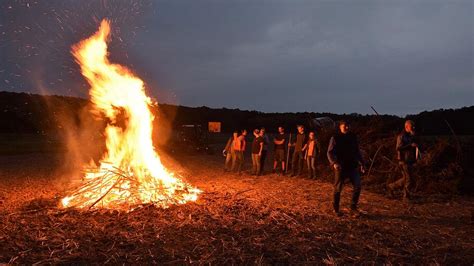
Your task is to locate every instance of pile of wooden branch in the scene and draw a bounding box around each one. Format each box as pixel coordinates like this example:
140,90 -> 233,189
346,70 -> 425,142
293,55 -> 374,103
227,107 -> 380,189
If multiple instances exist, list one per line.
63,166 -> 197,210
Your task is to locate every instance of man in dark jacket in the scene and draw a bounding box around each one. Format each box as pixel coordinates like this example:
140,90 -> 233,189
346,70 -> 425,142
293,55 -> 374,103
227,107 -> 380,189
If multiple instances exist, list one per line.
327,121 -> 365,216
273,126 -> 287,175
289,125 -> 307,177
259,128 -> 270,174
251,129 -> 264,176
388,120 -> 420,201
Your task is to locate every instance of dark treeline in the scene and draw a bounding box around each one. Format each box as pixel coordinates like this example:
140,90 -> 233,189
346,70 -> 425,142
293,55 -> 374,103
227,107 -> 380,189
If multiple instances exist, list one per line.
407,107 -> 474,135
0,91 -> 88,135
1,91 -> 473,136
158,104 -> 402,134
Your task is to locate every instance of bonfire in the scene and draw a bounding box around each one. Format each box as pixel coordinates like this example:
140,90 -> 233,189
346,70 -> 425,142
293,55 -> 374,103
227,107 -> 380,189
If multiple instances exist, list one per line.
61,19 -> 200,210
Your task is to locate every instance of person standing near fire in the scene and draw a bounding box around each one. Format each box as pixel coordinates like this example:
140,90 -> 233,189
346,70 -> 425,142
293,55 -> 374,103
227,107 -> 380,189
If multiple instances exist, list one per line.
387,120 -> 420,201
259,127 -> 270,174
251,129 -> 264,176
273,126 -> 287,175
232,129 -> 247,174
223,131 -> 238,172
303,131 -> 321,179
288,125 -> 307,177
327,121 -> 366,217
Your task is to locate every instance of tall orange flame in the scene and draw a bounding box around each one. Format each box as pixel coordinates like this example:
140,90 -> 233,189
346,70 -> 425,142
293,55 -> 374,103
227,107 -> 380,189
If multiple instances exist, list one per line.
61,19 -> 200,210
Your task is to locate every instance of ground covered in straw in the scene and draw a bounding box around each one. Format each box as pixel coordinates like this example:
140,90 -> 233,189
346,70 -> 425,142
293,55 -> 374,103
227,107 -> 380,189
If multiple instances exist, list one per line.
0,152 -> 473,264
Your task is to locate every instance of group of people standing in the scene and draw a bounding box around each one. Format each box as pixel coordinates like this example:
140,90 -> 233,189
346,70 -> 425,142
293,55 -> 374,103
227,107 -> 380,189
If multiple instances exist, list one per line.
223,119 -> 420,216
223,125 -> 320,178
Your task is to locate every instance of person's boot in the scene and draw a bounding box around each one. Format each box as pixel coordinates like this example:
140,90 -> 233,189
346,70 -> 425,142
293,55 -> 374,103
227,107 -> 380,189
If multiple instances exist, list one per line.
350,209 -> 361,218
403,191 -> 411,203
386,183 -> 395,198
333,192 -> 341,216
352,188 -> 361,210
350,204 -> 361,217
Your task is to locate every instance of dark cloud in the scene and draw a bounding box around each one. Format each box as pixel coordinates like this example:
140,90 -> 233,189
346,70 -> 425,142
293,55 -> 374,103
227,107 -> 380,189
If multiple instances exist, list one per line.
1,0 -> 473,115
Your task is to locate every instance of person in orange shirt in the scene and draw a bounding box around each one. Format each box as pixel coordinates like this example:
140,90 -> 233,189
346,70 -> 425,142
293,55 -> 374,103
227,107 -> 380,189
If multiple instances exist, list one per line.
232,129 -> 247,174
303,131 -> 321,179
223,131 -> 238,172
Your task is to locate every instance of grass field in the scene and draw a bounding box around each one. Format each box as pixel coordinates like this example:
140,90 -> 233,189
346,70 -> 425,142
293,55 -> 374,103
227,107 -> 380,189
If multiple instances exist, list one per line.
0,148 -> 472,264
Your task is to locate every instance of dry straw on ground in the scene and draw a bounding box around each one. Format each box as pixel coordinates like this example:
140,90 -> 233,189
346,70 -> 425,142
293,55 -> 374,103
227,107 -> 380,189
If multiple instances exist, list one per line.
0,152 -> 472,264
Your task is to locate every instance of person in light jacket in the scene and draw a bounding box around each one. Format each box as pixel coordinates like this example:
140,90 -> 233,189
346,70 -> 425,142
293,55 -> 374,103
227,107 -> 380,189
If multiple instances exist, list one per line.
303,131 -> 321,179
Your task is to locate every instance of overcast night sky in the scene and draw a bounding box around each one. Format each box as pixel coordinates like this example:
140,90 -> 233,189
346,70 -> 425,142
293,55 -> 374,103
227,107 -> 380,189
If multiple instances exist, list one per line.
0,0 -> 472,115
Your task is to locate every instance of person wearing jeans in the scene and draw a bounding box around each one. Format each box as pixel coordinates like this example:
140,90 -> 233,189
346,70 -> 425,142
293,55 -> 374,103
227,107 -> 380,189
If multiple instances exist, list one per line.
327,120 -> 365,216
333,168 -> 361,214
259,128 -> 269,174
289,125 -> 307,177
273,126 -> 287,175
388,120 -> 420,201
232,129 -> 247,174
